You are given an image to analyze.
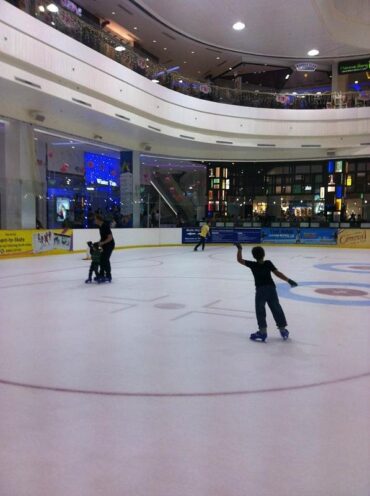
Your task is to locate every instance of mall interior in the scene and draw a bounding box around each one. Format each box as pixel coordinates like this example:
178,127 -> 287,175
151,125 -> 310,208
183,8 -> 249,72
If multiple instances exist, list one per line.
0,0 -> 370,233
1,2 -> 370,496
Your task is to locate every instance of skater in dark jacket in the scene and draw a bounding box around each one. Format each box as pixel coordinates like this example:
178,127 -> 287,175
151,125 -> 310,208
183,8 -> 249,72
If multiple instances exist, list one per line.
234,243 -> 298,342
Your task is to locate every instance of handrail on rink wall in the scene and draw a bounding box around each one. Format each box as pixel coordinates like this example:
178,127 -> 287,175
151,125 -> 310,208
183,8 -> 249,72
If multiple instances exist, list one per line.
5,1 -> 370,111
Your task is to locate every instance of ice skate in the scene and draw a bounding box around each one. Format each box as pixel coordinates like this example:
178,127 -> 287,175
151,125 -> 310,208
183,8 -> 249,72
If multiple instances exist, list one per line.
250,331 -> 267,342
85,278 -> 92,284
279,328 -> 289,340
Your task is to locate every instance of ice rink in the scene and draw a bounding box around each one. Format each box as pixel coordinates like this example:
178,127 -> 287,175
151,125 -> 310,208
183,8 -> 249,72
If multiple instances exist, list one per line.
0,244 -> 369,496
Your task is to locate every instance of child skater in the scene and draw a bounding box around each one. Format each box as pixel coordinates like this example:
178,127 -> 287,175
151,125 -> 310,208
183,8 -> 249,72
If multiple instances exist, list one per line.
85,242 -> 102,283
234,243 -> 298,342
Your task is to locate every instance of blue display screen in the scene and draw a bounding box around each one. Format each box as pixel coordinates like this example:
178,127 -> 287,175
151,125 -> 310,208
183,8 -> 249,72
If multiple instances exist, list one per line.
327,160 -> 335,174
84,152 -> 120,187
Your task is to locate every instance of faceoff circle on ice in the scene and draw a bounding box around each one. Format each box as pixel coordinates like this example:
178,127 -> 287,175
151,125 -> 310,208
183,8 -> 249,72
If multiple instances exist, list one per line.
277,281 -> 370,306
314,262 -> 370,274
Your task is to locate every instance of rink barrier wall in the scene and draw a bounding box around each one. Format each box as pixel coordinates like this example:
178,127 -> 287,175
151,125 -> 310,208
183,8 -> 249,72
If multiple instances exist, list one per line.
1,228 -> 370,258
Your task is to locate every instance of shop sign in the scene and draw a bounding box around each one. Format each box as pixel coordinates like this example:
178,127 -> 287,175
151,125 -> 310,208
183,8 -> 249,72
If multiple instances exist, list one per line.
295,63 -> 317,72
338,58 -> 370,74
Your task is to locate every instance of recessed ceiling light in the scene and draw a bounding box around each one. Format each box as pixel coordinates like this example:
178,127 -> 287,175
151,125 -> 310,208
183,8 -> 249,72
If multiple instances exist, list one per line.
216,56 -> 220,60
163,47 -> 167,50
184,61 -> 187,64
46,3 -> 58,12
179,79 -> 183,83
307,48 -> 319,56
229,67 -> 233,70
115,46 -> 126,52
233,21 -> 245,31
112,11 -> 115,15
152,40 -> 157,43
133,26 -> 138,30
191,51 -> 195,54
355,80 -> 359,84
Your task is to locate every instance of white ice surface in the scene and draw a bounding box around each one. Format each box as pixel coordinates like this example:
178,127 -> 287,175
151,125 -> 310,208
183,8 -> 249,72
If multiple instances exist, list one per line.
0,245 -> 369,496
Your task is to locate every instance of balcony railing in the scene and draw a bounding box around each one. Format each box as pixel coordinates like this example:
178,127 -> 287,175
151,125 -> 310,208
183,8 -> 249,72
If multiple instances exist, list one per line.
8,0 -> 370,110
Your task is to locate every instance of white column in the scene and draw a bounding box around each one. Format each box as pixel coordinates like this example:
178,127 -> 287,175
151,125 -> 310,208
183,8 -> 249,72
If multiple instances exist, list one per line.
132,151 -> 141,228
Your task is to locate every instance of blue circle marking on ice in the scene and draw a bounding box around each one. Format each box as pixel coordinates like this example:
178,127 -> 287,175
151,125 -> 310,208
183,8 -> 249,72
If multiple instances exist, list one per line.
314,262 -> 370,274
277,281 -> 370,306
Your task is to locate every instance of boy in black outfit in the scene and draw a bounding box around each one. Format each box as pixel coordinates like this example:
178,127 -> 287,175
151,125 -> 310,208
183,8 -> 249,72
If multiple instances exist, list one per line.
234,243 -> 298,342
85,242 -> 102,283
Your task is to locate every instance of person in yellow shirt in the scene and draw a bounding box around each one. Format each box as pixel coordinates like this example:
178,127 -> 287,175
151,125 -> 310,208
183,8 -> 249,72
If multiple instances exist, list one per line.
193,221 -> 211,251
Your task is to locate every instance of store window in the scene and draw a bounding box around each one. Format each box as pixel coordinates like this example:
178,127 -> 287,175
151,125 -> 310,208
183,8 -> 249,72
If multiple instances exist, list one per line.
34,129 -> 123,229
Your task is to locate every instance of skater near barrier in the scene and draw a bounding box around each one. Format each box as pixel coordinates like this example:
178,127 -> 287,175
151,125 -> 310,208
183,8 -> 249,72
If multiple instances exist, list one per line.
234,243 -> 298,342
95,214 -> 115,282
194,221 -> 211,251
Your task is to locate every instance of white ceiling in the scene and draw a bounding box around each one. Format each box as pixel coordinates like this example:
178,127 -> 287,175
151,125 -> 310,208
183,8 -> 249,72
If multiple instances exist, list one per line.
76,0 -> 370,80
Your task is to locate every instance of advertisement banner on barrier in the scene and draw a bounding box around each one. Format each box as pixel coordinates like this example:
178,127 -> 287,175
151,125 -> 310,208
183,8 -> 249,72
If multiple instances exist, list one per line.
261,228 -> 299,244
261,227 -> 337,244
182,228 -> 261,244
337,229 -> 370,248
299,228 -> 337,245
0,229 -> 73,257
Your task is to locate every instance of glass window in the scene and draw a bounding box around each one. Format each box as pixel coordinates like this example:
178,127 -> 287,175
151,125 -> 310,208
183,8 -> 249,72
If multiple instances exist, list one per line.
293,184 -> 301,194
296,165 -> 310,173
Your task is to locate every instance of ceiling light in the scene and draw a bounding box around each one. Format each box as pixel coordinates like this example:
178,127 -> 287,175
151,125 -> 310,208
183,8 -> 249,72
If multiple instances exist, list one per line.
112,11 -> 116,15
115,46 -> 126,52
229,67 -> 233,70
184,61 -> 187,64
38,5 -> 45,12
355,80 -> 359,84
307,48 -> 319,56
233,21 -> 245,31
51,21 -> 55,25
152,79 -> 160,83
133,26 -> 138,30
46,3 -> 58,12
216,56 -> 220,60
285,74 -> 290,80
292,92 -> 297,95
179,79 -> 183,83
152,40 -> 157,43
191,51 -> 195,54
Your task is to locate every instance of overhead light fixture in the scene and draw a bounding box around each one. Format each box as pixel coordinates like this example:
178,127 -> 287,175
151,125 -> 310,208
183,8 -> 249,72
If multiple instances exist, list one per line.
152,79 -> 160,83
133,26 -> 138,30
229,67 -> 233,70
233,21 -> 245,31
115,46 -> 126,52
112,11 -> 116,15
152,40 -> 157,43
285,74 -> 290,80
355,80 -> 359,84
216,56 -> 220,60
191,51 -> 195,54
38,5 -> 45,12
46,3 -> 58,12
307,48 -> 319,56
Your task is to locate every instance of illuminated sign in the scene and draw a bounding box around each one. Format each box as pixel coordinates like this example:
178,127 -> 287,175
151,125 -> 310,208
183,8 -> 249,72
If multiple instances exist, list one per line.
295,63 -> 317,72
338,58 -> 370,75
